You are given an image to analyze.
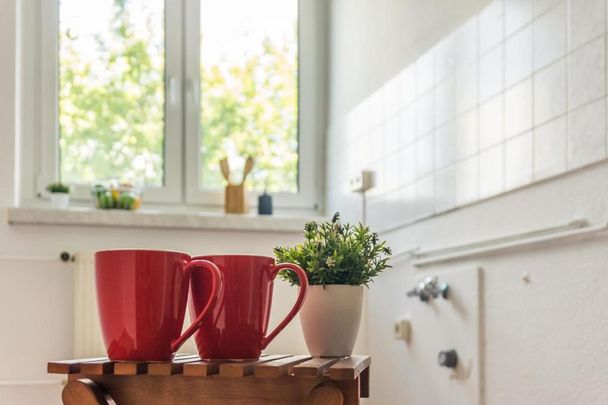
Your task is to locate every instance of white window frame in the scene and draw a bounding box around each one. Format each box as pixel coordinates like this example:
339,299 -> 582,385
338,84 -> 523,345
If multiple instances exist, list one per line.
21,0 -> 325,214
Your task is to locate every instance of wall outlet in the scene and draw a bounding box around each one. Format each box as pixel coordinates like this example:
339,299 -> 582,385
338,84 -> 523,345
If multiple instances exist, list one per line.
393,317 -> 411,341
349,170 -> 375,193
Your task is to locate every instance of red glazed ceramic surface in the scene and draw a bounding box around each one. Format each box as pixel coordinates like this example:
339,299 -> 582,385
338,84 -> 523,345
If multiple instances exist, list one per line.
95,249 -> 221,361
189,255 -> 308,359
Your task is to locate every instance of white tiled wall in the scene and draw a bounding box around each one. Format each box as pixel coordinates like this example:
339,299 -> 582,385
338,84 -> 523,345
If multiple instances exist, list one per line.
330,0 -> 608,232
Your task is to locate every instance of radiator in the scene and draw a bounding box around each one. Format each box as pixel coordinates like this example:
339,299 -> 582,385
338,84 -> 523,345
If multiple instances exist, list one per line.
73,253 -> 105,358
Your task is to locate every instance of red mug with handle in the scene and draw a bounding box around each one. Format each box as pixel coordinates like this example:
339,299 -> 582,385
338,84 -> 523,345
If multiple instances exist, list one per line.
189,255 -> 308,359
95,249 -> 222,361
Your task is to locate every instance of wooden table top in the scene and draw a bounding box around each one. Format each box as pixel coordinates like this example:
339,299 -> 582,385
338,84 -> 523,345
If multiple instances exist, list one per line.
48,354 -> 371,381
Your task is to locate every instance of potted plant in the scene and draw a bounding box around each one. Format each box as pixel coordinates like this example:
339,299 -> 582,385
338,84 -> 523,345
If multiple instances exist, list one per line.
46,182 -> 70,209
274,213 -> 391,357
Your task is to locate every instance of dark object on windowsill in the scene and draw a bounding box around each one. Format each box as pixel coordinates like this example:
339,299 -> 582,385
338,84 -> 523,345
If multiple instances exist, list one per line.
258,191 -> 273,215
60,251 -> 75,262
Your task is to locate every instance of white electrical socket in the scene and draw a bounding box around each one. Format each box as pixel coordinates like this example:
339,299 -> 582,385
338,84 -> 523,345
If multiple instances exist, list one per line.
393,318 -> 411,342
349,170 -> 375,193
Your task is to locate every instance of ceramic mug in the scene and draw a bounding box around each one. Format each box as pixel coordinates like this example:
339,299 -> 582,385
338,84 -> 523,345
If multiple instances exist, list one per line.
189,255 -> 308,359
95,249 -> 222,361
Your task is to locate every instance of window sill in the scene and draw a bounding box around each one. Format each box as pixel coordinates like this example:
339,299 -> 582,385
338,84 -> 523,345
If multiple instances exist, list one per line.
6,207 -> 321,233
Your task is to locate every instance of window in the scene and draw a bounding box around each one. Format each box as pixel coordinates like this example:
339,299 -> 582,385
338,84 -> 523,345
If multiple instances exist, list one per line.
29,0 -> 324,212
58,0 -> 165,187
198,0 -> 299,193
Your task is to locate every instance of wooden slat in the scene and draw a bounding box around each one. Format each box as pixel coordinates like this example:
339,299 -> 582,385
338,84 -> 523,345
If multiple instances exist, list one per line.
182,360 -> 223,377
329,356 -> 371,380
80,360 -> 115,376
147,355 -> 200,376
113,362 -> 148,376
219,355 -> 292,378
292,358 -> 341,378
113,354 -> 194,376
47,357 -> 108,374
254,355 -> 311,378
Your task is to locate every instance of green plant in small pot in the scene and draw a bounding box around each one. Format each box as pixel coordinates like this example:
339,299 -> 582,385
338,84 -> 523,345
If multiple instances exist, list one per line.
274,212 -> 391,357
46,182 -> 71,209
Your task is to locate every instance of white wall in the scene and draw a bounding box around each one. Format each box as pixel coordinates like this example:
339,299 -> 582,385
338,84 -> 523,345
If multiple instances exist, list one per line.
327,0 -> 608,404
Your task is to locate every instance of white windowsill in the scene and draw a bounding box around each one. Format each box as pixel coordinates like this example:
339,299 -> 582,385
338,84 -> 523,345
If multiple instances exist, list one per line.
6,206 -> 320,233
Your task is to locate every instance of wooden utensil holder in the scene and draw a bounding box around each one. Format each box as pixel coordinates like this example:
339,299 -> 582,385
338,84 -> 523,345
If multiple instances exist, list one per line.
225,184 -> 248,214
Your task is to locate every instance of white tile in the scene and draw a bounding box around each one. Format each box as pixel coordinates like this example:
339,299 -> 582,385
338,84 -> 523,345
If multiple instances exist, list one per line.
479,144 -> 505,198
568,36 -> 606,111
357,134 -> 372,168
366,196 -> 386,231
435,34 -> 456,85
415,174 -> 435,219
399,144 -> 416,185
567,98 -> 607,169
534,58 -> 566,125
533,2 -> 566,70
384,188 -> 405,229
399,65 -> 416,107
371,87 -> 386,127
479,94 -> 504,150
400,183 -> 417,224
415,132 -> 435,177
416,91 -> 435,136
455,155 -> 479,205
505,131 -> 533,190
384,75 -> 401,116
399,105 -> 416,147
505,78 -> 533,138
385,113 -> 400,155
435,165 -> 457,212
534,116 -> 567,179
435,76 -> 456,126
505,0 -> 533,35
456,108 -> 478,159
568,0 -> 605,51
455,62 -> 478,113
479,44 -> 504,102
384,152 -> 400,191
479,0 -> 505,54
534,0 -> 562,17
356,99 -> 372,136
370,124 -> 385,163
505,25 -> 533,86
435,120 -> 457,169
416,50 -> 435,96
454,16 -> 479,66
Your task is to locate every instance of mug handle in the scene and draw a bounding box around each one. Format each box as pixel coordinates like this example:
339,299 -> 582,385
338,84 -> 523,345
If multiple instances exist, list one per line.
170,259 -> 222,354
261,263 -> 309,349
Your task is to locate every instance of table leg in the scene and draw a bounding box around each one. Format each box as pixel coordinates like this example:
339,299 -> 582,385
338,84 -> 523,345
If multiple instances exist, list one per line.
62,378 -> 116,405
306,382 -> 344,404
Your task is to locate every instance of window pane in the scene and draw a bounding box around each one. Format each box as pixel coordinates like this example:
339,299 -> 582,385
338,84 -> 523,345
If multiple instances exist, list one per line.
200,0 -> 298,192
59,0 -> 165,187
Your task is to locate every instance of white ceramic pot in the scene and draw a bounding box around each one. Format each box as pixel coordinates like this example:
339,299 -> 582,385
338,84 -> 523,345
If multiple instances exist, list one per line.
50,193 -> 70,209
299,284 -> 363,357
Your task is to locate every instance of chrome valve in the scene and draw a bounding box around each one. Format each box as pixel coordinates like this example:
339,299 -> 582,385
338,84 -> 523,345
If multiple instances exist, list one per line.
406,276 -> 449,302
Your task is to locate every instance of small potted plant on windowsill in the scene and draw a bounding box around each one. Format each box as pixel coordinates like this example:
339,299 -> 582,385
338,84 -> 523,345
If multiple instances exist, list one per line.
274,212 -> 391,357
46,182 -> 70,209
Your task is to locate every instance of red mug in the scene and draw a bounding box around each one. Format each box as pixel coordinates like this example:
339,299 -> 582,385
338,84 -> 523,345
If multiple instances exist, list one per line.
189,255 -> 308,359
95,249 -> 221,361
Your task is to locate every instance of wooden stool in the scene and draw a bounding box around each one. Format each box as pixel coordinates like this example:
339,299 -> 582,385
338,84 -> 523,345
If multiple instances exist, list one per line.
48,354 -> 371,404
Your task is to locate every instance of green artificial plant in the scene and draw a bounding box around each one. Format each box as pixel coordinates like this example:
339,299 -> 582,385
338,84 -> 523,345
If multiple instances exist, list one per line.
274,213 -> 392,287
46,182 -> 70,194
